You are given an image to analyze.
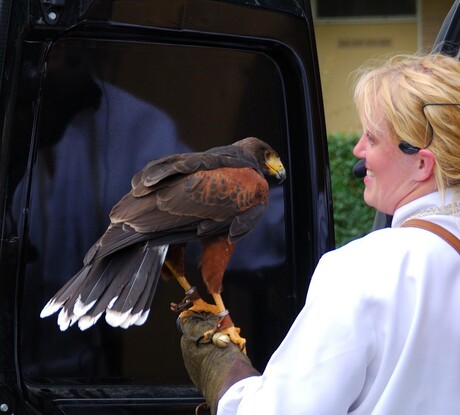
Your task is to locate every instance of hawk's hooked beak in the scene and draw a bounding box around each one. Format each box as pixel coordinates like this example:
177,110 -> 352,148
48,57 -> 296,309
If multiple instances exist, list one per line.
265,153 -> 287,184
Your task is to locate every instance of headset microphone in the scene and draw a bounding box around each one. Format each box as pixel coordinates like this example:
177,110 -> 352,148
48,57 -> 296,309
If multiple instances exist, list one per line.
352,159 -> 366,178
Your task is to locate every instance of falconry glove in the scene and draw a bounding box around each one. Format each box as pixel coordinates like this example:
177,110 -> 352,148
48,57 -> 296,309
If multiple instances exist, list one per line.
178,312 -> 260,415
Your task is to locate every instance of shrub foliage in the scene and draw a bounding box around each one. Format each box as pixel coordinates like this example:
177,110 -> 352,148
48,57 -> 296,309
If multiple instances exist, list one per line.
328,133 -> 375,247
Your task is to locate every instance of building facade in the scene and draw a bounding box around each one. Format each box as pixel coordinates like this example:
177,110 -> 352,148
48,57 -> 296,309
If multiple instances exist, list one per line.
313,0 -> 454,133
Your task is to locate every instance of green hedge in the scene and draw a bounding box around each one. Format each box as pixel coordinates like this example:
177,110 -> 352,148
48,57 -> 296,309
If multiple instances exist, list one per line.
328,133 -> 375,247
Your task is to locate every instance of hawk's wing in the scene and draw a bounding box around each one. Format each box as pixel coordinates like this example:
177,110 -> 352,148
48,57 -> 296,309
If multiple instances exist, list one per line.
87,166 -> 269,263
130,144 -> 260,196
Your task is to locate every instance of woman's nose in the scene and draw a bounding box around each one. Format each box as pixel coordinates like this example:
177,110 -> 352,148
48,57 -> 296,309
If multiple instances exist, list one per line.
353,134 -> 366,158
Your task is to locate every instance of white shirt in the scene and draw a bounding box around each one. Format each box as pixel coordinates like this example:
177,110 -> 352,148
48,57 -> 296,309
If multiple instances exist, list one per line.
218,191 -> 460,415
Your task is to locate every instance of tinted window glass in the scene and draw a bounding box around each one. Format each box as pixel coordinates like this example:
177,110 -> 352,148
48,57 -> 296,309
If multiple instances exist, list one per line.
317,0 -> 416,18
17,39 -> 288,386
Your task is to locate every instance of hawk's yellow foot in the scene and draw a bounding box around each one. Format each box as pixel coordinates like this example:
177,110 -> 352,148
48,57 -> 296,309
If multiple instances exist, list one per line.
203,310 -> 247,354
171,286 -> 221,315
171,287 -> 247,353
180,298 -> 221,316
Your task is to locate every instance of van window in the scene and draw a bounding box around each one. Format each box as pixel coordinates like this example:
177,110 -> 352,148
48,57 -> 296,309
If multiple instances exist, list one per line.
17,38 -> 288,386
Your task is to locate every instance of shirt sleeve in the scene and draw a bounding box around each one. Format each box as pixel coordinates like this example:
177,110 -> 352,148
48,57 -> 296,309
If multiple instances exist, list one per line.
218,250 -> 377,415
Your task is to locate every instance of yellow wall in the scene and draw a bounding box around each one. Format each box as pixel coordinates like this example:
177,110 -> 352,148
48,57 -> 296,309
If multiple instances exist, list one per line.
313,0 -> 455,135
421,0 -> 456,47
315,22 -> 418,134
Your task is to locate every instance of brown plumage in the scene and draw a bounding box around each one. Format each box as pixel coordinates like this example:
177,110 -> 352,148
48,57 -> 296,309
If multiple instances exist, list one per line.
40,137 -> 286,344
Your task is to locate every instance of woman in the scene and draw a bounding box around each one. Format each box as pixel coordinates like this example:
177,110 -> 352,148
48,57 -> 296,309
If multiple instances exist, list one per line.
179,52 -> 460,414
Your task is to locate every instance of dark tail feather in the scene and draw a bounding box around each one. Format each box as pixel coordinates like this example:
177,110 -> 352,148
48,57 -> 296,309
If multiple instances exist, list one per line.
40,266 -> 92,321
129,251 -> 166,327
40,243 -> 168,331
104,243 -> 167,328
72,245 -> 141,322
57,256 -> 125,331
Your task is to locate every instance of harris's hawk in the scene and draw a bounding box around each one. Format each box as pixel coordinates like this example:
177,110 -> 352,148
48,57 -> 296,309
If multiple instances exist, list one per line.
40,137 -> 286,350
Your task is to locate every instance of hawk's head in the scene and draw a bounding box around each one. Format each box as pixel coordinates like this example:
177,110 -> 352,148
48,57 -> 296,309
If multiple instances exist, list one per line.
233,136 -> 286,184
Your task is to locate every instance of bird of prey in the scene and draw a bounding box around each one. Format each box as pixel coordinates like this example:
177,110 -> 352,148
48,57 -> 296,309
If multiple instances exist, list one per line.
40,136 -> 286,350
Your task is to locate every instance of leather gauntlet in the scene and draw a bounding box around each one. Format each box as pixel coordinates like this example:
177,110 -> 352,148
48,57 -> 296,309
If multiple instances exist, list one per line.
178,312 -> 259,414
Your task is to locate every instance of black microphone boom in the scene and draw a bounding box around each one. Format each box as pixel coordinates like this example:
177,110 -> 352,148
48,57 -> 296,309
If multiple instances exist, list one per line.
352,159 -> 366,178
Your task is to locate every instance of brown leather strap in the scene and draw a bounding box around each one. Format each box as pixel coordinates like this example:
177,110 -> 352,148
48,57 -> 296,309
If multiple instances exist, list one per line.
402,219 -> 460,254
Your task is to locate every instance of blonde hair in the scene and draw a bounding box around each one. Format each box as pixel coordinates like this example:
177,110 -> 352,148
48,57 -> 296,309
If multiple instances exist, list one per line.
354,53 -> 460,194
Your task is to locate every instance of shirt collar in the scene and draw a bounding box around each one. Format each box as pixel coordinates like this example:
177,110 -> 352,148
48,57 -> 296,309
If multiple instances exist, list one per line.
391,190 -> 458,228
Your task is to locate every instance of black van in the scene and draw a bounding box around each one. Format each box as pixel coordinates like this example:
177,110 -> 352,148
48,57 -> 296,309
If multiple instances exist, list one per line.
0,1 -> 332,413
0,0 -> 458,414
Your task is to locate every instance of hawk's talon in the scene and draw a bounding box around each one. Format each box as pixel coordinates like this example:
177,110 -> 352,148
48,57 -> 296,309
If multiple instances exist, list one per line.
203,312 -> 247,354
193,331 -> 230,349
179,298 -> 221,316
170,286 -> 223,316
171,287 -> 197,313
170,299 -> 192,313
195,334 -> 208,347
173,292 -> 247,352
202,326 -> 246,353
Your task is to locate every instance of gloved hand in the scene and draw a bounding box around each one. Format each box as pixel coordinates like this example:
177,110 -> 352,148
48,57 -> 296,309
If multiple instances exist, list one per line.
178,312 -> 260,415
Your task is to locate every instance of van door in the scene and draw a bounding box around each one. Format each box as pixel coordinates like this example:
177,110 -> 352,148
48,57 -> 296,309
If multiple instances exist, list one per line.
0,1 -> 333,414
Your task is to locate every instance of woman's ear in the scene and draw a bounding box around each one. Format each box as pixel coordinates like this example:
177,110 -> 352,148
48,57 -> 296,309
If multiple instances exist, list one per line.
416,149 -> 436,182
